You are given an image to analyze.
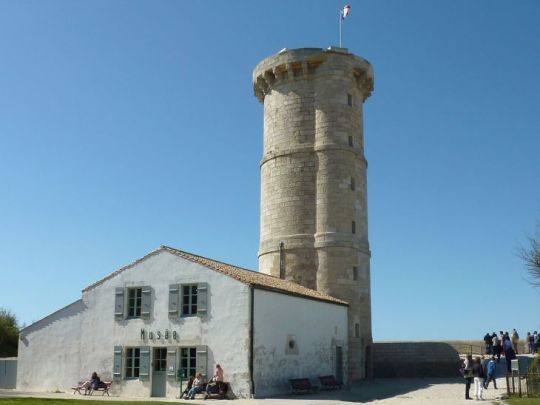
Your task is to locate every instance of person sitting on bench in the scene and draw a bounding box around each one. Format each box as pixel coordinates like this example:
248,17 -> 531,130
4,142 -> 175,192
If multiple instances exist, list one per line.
84,372 -> 101,395
205,364 -> 224,398
182,375 -> 195,399
187,372 -> 206,399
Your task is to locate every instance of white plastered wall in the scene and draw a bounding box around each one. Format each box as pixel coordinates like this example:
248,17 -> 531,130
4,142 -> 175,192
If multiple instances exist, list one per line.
17,250 -> 252,398
252,288 -> 348,397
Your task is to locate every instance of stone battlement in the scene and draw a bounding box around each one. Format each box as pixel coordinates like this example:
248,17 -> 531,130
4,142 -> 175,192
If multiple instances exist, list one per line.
253,47 -> 374,103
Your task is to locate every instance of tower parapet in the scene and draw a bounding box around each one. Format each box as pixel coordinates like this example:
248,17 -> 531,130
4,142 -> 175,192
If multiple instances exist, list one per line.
253,47 -> 374,380
253,48 -> 373,102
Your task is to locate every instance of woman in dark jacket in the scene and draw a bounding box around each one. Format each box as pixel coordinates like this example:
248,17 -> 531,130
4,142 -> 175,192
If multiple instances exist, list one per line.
84,372 -> 101,395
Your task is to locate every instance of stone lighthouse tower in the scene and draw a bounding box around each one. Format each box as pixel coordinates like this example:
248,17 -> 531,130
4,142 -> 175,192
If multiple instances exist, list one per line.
253,47 -> 374,380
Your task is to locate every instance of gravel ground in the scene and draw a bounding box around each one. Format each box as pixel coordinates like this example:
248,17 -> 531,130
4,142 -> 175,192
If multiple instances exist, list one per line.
0,377 -> 509,405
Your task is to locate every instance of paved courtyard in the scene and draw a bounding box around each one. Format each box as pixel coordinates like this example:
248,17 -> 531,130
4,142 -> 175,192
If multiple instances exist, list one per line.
0,376 -> 509,404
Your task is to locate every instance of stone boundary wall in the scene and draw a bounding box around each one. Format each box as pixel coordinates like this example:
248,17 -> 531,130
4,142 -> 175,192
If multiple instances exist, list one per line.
372,342 -> 461,378
0,358 -> 17,389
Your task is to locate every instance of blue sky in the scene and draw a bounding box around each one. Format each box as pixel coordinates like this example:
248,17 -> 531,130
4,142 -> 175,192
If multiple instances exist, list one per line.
1,0 -> 539,341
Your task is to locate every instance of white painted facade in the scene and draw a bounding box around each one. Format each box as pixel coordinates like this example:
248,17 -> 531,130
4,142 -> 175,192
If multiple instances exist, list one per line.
253,289 -> 348,397
17,247 -> 348,398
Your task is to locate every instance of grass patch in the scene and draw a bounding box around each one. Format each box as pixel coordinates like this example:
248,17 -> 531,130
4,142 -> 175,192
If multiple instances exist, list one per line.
0,399 -> 189,405
507,398 -> 540,405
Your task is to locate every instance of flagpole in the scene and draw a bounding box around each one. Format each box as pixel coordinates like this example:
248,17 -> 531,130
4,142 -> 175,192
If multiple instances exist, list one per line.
339,10 -> 342,47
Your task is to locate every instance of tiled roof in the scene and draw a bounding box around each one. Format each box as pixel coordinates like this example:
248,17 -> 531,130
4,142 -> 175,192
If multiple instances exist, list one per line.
83,245 -> 347,306
161,246 -> 348,306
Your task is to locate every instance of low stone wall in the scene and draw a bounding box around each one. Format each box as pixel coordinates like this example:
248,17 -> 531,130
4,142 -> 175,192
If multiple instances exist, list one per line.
372,342 -> 461,378
0,358 -> 17,389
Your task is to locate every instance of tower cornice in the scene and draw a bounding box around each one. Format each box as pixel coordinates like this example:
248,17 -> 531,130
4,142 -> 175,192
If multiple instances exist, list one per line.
253,47 -> 374,102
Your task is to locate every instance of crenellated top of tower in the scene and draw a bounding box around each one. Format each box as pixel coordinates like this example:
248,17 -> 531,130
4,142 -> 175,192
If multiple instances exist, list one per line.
252,47 -> 374,103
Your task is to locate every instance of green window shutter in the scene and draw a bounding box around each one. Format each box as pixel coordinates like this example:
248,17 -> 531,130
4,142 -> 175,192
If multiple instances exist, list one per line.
197,283 -> 208,317
166,347 -> 177,378
115,288 -> 125,320
139,346 -> 150,381
168,284 -> 179,318
196,345 -> 208,378
141,286 -> 152,319
113,346 -> 122,380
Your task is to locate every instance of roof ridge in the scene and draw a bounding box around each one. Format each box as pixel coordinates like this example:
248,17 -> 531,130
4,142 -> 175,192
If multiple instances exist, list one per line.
160,245 -> 286,280
160,245 -> 257,273
82,245 -> 348,306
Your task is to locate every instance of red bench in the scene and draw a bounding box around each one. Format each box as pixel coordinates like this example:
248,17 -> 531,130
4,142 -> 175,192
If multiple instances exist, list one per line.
318,375 -> 342,390
289,378 -> 318,394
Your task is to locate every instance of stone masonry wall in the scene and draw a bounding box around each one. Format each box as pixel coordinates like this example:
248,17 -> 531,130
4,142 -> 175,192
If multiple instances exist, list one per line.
253,48 -> 374,381
372,342 -> 461,378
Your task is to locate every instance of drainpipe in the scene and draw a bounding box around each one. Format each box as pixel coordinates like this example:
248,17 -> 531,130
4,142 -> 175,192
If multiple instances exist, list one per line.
279,241 -> 285,279
248,285 -> 255,397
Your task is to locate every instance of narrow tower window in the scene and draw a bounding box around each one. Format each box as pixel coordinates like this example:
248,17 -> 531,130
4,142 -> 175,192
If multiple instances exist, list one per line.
355,323 -> 360,338
348,135 -> 354,147
347,93 -> 353,106
352,266 -> 358,281
350,177 -> 355,191
352,221 -> 356,234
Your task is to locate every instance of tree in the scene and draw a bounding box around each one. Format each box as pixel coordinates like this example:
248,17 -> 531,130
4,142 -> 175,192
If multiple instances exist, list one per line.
0,308 -> 19,357
517,223 -> 540,287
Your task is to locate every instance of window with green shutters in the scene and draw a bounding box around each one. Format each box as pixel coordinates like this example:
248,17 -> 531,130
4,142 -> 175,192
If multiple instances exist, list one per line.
169,283 -> 208,318
125,347 -> 140,378
115,286 -> 152,320
180,347 -> 197,379
127,288 -> 142,318
182,285 -> 198,316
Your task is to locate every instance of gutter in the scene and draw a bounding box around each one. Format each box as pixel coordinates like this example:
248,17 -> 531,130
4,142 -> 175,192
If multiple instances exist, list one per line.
249,285 -> 255,397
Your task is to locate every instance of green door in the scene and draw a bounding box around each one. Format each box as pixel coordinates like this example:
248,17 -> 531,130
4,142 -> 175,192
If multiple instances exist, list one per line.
151,348 -> 167,397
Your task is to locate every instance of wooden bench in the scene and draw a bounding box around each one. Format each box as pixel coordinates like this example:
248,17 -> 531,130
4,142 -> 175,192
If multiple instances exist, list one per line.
72,381 -> 111,396
289,378 -> 318,394
318,375 -> 342,390
89,381 -> 111,396
204,381 -> 229,399
71,381 -> 87,395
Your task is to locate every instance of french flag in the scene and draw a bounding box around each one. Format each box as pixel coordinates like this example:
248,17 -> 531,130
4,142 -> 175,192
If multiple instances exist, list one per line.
341,4 -> 351,19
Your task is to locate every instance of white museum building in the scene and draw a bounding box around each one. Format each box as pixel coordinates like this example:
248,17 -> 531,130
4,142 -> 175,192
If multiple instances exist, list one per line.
17,246 -> 349,398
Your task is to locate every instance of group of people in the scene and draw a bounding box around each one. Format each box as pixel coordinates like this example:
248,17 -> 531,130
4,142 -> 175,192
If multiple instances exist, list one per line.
482,330 -> 520,371
461,355 -> 498,401
183,364 -> 225,400
483,330 -> 539,357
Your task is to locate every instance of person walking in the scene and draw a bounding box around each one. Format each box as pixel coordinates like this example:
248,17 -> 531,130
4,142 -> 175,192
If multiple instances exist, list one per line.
484,356 -> 498,389
472,357 -> 485,400
463,354 -> 474,400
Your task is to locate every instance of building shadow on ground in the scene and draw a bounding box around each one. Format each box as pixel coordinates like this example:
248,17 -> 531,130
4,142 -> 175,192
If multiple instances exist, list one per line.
273,378 -> 463,403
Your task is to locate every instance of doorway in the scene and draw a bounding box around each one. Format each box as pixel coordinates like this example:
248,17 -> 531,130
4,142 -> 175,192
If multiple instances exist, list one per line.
151,347 -> 167,397
335,346 -> 343,384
